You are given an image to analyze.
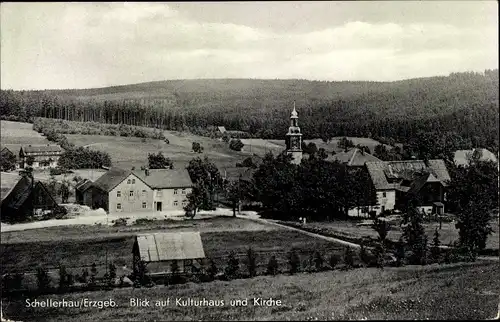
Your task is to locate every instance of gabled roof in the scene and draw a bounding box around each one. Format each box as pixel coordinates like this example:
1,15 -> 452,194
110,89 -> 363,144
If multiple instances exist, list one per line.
454,148 -> 498,167
75,179 -> 93,192
21,144 -> 63,154
217,126 -> 226,133
219,167 -> 256,182
1,176 -> 57,210
407,172 -> 444,195
91,167 -> 130,192
327,148 -> 381,166
92,167 -> 192,192
1,147 -> 15,156
134,232 -> 205,262
365,159 -> 451,190
133,169 -> 192,189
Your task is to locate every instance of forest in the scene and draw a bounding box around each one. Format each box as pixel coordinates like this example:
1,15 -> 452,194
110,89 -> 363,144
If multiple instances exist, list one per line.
1,70 -> 498,153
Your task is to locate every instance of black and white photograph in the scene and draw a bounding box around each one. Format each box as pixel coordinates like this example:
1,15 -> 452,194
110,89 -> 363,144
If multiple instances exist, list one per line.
0,1 -> 499,321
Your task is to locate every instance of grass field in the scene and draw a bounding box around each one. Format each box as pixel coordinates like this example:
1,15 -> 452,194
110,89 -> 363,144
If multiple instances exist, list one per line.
0,120 -> 51,152
0,217 -> 342,275
298,219 -> 500,251
2,261 -> 498,321
65,133 -> 251,170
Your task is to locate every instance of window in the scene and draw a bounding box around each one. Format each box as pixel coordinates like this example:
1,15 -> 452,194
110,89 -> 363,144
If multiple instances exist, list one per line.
142,202 -> 146,209
132,178 -> 136,184
382,192 -> 386,198
117,203 -> 121,210
181,188 -> 186,195
182,200 -> 187,206
129,191 -> 134,197
173,200 -> 178,206
174,189 -> 178,195
117,191 -> 121,197
156,190 -> 162,197
142,189 -> 147,196
127,179 -> 131,184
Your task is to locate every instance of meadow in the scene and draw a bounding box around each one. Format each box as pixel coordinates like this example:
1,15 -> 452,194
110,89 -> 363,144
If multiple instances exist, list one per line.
0,217 -> 343,275
0,120 -> 51,153
2,261 -> 498,321
282,219 -> 500,251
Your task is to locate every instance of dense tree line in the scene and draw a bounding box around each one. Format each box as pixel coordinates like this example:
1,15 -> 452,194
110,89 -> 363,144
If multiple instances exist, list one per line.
252,152 -> 377,220
1,70 -> 498,153
58,147 -> 112,169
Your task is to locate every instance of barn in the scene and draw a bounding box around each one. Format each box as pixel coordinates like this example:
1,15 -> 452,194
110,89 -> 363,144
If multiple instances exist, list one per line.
132,232 -> 206,276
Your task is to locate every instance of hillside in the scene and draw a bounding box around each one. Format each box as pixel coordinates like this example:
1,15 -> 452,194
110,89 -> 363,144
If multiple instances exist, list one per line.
1,70 -> 498,150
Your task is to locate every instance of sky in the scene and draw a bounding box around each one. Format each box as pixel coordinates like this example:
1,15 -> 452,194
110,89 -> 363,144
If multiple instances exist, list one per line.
1,1 -> 498,90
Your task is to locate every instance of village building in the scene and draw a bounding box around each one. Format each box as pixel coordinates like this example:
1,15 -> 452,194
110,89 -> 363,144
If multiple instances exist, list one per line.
326,147 -> 382,167
83,167 -> 193,214
453,148 -> 498,167
74,178 -> 93,205
19,144 -> 63,169
1,147 -> 18,170
0,175 -> 59,222
133,232 -> 206,276
363,160 -> 451,217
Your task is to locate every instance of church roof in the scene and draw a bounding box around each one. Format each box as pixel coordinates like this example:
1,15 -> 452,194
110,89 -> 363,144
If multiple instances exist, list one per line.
290,105 -> 298,118
326,148 -> 381,166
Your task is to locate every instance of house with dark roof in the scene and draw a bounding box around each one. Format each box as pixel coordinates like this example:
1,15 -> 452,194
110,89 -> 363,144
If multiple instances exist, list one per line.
453,148 -> 498,167
86,167 -> 193,213
364,160 -> 451,216
133,232 -> 206,276
1,147 -> 18,170
326,147 -> 382,167
75,179 -> 93,205
19,144 -> 63,169
0,176 -> 59,222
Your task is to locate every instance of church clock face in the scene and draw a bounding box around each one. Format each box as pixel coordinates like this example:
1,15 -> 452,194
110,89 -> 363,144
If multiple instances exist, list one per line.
291,137 -> 299,149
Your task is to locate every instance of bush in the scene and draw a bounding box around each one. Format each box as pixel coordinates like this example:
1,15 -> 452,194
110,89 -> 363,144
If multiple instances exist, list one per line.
207,259 -> 218,280
313,251 -> 324,271
36,267 -> 51,292
229,139 -> 244,151
113,218 -> 128,226
246,248 -> 257,278
287,249 -> 300,274
225,252 -> 240,280
266,256 -> 279,275
2,273 -> 24,291
328,254 -> 340,269
192,142 -> 203,153
343,247 -> 355,269
430,229 -> 441,263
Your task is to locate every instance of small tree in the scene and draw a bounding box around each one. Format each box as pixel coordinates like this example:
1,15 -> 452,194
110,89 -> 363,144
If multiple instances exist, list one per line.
229,139 -> 244,151
192,142 -> 203,153
329,254 -> 340,269
58,264 -> 68,290
225,252 -> 240,279
89,263 -> 97,287
148,152 -> 173,169
430,228 -> 441,263
402,208 -> 428,265
109,263 -> 117,280
287,249 -> 300,274
207,259 -> 218,280
313,251 -> 324,271
394,236 -> 406,267
246,248 -> 257,278
36,266 -> 51,292
80,268 -> 89,283
343,247 -> 354,269
359,242 -> 371,267
266,256 -> 279,275
371,218 -> 391,268
26,155 -> 35,166
59,180 -> 71,203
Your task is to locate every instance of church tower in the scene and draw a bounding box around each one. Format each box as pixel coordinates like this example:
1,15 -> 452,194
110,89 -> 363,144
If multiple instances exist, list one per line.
285,102 -> 303,165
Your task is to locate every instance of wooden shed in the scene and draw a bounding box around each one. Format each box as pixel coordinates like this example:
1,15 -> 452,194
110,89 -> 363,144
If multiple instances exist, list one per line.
132,232 -> 206,276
